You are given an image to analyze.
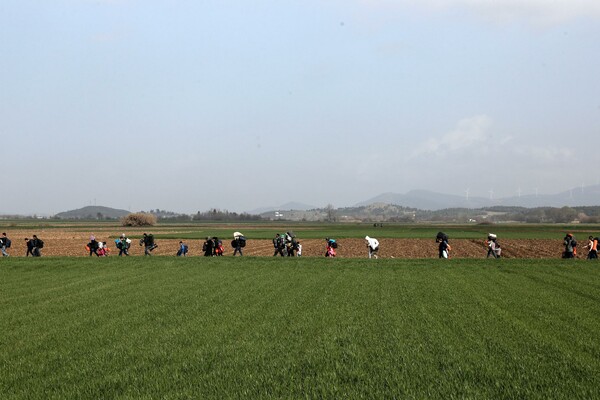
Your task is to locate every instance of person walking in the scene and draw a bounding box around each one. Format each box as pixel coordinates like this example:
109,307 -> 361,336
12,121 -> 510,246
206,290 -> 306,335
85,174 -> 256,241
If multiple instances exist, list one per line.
436,232 -> 451,259
325,238 -> 337,257
97,241 -> 109,256
486,234 -> 501,259
1,233 -> 10,257
273,234 -> 285,257
285,232 -> 297,257
365,236 -> 379,259
140,233 -> 158,256
117,234 -> 131,256
562,233 -> 577,258
584,236 -> 598,260
31,235 -> 44,257
88,235 -> 99,256
232,233 -> 245,256
177,241 -> 189,256
25,238 -> 34,257
212,237 -> 224,256
202,237 -> 214,257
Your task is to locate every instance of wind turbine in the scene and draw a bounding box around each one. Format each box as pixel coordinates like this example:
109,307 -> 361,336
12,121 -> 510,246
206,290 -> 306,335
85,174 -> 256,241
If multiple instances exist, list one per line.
534,187 -> 539,197
517,187 -> 522,198
488,188 -> 494,200
465,188 -> 470,201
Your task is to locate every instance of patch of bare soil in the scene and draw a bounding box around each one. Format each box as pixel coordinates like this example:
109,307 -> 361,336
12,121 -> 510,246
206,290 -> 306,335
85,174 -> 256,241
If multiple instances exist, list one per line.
1,230 -> 570,259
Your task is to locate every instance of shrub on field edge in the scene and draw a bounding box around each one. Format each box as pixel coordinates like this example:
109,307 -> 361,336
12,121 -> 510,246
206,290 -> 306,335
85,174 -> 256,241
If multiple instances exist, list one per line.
121,213 -> 157,227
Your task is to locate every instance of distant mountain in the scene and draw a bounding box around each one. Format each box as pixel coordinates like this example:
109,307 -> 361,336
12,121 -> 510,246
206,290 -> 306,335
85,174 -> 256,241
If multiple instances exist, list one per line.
356,190 -> 491,210
247,202 -> 316,214
498,185 -> 600,208
356,185 -> 600,210
55,206 -> 131,219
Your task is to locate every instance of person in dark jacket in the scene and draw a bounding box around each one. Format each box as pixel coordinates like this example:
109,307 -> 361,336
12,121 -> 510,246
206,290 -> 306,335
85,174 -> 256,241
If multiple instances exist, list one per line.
232,236 -> 244,256
25,238 -> 34,257
436,233 -> 451,259
562,233 -> 577,258
31,235 -> 43,257
273,234 -> 285,257
88,235 -> 99,256
140,233 -> 158,256
202,237 -> 214,257
1,232 -> 10,257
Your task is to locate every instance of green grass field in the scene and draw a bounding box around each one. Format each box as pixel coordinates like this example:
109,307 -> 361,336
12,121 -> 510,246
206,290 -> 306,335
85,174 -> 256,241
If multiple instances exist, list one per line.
1,257 -> 599,399
3,220 -> 600,240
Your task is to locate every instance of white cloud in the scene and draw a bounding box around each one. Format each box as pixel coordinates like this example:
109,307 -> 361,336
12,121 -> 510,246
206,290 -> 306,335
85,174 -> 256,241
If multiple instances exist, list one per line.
514,145 -> 575,162
410,114 -> 493,159
358,0 -> 600,25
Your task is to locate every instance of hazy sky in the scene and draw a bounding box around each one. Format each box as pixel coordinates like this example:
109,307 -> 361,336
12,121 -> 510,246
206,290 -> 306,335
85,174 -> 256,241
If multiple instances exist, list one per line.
2,0 -> 600,214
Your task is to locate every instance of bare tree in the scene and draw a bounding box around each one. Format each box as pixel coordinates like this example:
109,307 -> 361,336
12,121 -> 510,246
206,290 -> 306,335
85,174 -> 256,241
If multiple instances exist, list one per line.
325,204 -> 337,222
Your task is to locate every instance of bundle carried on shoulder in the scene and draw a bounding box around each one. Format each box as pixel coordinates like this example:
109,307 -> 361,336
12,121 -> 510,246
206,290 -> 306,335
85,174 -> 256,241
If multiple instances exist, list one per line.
436,232 -> 448,242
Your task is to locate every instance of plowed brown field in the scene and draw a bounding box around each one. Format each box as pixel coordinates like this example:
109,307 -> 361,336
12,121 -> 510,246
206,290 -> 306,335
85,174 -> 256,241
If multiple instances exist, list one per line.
4,229 -> 568,258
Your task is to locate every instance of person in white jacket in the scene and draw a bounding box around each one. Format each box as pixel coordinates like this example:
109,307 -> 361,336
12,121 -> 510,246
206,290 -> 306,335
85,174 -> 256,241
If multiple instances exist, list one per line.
365,236 -> 379,259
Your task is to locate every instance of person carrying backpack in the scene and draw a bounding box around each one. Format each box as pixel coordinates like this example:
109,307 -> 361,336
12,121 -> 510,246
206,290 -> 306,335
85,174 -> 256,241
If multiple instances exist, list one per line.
212,237 -> 224,256
273,234 -> 285,257
116,234 -> 131,256
486,234 -> 501,259
232,232 -> 246,256
365,236 -> 379,259
562,233 -> 577,259
436,232 -> 451,259
97,242 -> 109,256
31,235 -> 44,257
202,237 -> 214,257
87,234 -> 100,256
583,236 -> 598,260
140,233 -> 158,256
285,232 -> 297,257
325,238 -> 337,257
1,233 -> 11,257
177,241 -> 189,257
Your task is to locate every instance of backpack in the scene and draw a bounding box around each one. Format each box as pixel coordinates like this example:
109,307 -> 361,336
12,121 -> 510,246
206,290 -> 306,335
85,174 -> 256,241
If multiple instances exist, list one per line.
4,238 -> 10,248
274,237 -> 284,249
239,236 -> 246,247
436,232 -> 449,242
38,240 -> 44,249
182,244 -> 188,253
329,240 -> 338,249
